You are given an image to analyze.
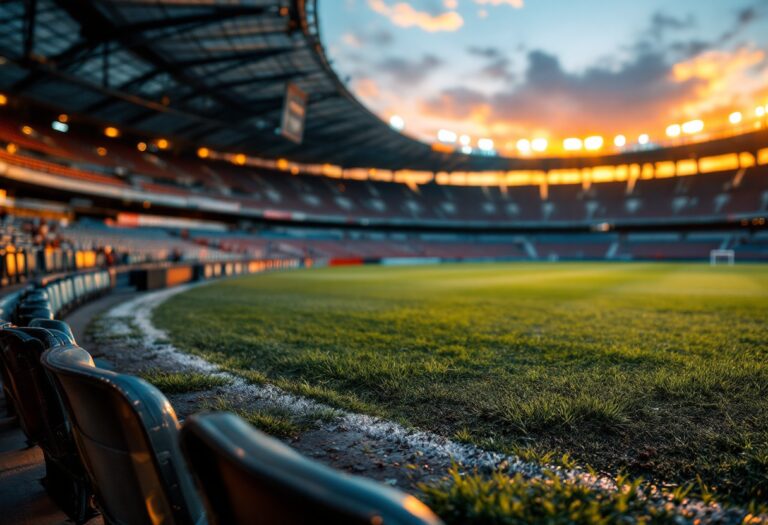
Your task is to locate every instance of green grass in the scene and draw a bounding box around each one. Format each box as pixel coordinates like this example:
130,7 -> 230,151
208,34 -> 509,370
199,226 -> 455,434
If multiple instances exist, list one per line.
420,466 -> 682,525
154,262 -> 768,504
139,369 -> 230,394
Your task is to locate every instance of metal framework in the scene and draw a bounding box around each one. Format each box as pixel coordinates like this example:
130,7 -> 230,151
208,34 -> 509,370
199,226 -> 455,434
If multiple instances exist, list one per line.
0,0 -> 474,170
0,1 -> 766,172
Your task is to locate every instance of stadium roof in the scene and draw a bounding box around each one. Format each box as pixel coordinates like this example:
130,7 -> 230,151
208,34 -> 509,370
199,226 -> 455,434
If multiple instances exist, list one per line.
0,1 -> 766,173
0,0 -> 505,171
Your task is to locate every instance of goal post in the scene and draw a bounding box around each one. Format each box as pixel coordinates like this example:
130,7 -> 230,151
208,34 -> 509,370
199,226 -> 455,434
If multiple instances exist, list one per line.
710,249 -> 735,266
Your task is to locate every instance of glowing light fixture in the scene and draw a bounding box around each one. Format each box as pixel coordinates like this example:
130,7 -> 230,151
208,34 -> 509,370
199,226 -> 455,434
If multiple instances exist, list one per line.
58,114 -> 68,123
531,138 -> 548,152
516,139 -> 531,154
757,106 -> 766,117
460,145 -> 473,155
104,126 -> 120,138
137,142 -> 147,152
584,136 -> 604,151
477,138 -> 494,151
6,143 -> 17,154
96,147 -> 107,157
614,135 -> 626,147
666,124 -> 681,138
389,115 -> 405,131
21,125 -> 33,136
156,138 -> 170,150
437,129 -> 457,143
638,134 -> 650,145
563,138 -> 583,151
729,112 -> 743,125
197,147 -> 210,159
51,121 -> 69,133
0,93 -> 6,106
682,119 -> 704,134
459,134 -> 471,146
233,153 -> 247,165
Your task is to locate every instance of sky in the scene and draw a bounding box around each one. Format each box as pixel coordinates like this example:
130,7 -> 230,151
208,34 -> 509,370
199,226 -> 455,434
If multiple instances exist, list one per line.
318,0 -> 768,155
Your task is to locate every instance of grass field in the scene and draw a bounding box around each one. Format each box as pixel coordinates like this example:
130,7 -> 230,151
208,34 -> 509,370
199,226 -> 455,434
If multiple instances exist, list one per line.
154,262 -> 768,505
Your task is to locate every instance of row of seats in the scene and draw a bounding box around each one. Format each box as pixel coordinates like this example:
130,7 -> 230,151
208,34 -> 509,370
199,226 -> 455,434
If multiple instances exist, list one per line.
2,116 -> 767,227
0,284 -> 442,525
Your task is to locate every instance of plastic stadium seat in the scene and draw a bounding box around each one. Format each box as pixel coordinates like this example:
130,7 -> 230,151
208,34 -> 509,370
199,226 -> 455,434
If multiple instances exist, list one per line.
29,318 -> 77,344
42,345 -> 206,525
0,326 -> 94,522
180,412 -> 443,525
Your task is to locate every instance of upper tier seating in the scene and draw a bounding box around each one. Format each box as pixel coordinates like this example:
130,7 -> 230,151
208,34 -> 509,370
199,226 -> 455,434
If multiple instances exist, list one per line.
2,114 -> 767,227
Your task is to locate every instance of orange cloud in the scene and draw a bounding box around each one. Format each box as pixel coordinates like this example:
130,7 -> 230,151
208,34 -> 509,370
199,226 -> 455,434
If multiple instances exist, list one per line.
671,47 -> 768,117
368,0 -> 464,32
353,77 -> 381,99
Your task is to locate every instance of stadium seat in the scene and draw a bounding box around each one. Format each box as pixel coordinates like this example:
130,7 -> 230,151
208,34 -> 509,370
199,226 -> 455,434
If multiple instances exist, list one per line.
180,412 -> 443,525
42,344 -> 206,525
0,326 -> 94,522
29,318 -> 77,344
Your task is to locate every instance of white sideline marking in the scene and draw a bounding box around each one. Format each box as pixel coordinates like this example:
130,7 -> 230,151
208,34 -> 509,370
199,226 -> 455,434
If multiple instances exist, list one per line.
103,282 -> 750,523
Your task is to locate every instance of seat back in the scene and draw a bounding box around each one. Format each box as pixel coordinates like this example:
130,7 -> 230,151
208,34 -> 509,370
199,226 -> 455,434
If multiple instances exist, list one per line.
0,327 -> 70,444
0,326 -> 94,522
29,318 -> 77,344
180,413 -> 442,525
42,345 -> 205,525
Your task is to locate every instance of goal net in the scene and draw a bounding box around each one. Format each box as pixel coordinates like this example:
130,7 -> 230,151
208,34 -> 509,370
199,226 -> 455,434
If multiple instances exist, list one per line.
710,249 -> 735,266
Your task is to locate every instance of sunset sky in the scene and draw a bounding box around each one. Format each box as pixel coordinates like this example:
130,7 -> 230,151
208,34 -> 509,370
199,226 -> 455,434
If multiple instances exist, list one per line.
318,0 -> 768,155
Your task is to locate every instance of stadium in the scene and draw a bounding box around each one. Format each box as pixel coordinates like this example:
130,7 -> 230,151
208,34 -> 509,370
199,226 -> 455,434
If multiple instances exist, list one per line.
0,1 -> 766,524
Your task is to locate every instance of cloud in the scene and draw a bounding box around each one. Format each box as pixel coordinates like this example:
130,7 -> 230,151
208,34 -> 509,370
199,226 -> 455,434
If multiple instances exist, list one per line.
353,77 -> 381,99
467,46 -> 515,81
474,0 -> 524,8
378,54 -> 444,84
423,49 -> 703,136
671,46 -> 768,115
342,28 -> 394,49
367,0 -> 464,32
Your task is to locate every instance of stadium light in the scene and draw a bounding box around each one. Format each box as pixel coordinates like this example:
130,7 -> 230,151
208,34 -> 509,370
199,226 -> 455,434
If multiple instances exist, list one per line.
437,129 -> 457,143
233,153 -> 247,165
757,106 -> 766,118
638,134 -> 650,145
665,124 -> 681,138
21,125 -> 33,136
563,138 -> 583,151
729,112 -> 743,125
96,147 -> 107,157
389,115 -> 405,131
0,93 -> 6,106
614,135 -> 626,147
516,139 -> 531,154
137,142 -> 147,152
531,138 -> 548,152
477,138 -> 494,152
104,126 -> 120,138
197,147 -> 210,159
51,121 -> 69,133
682,119 -> 704,134
459,134 -> 471,146
156,138 -> 170,150
584,136 -> 604,151
58,114 -> 68,123
6,143 -> 17,154
460,145 -> 473,154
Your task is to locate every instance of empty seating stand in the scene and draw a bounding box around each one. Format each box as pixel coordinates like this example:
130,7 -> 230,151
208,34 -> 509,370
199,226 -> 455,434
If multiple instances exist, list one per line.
180,412 -> 443,525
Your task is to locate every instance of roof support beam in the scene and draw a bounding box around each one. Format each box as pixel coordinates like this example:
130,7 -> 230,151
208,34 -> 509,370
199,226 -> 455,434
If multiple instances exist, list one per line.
23,0 -> 37,63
